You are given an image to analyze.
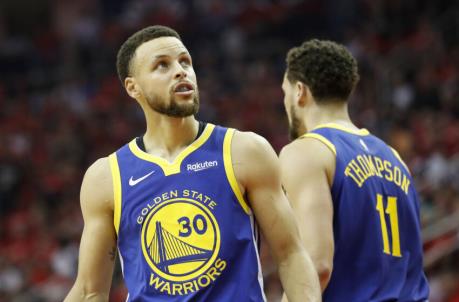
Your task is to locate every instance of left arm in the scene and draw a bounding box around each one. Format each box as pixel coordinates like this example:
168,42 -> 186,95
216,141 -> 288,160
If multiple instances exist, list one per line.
231,131 -> 321,302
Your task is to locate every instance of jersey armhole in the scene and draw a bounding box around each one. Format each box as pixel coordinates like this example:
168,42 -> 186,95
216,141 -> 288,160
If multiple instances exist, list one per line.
301,133 -> 337,156
223,129 -> 251,215
109,153 -> 122,234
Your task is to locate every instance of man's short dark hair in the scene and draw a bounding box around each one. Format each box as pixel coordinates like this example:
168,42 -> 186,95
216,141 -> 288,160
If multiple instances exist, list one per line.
116,25 -> 181,83
286,39 -> 359,102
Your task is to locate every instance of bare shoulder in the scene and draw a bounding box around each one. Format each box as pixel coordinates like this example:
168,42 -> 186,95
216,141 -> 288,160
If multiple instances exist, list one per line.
280,137 -> 335,171
80,157 -> 114,213
232,130 -> 276,159
279,136 -> 336,189
231,130 -> 280,187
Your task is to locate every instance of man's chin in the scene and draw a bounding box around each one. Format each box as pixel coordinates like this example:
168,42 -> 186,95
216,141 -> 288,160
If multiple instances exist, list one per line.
155,104 -> 199,118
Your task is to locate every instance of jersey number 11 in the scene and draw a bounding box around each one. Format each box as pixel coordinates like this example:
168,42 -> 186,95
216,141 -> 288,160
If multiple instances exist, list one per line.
375,194 -> 402,257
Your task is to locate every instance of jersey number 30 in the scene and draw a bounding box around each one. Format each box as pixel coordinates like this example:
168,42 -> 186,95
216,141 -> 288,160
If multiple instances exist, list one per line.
375,194 -> 402,257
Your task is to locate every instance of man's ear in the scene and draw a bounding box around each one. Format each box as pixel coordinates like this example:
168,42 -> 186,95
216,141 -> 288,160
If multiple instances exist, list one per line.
125,77 -> 141,99
296,81 -> 308,107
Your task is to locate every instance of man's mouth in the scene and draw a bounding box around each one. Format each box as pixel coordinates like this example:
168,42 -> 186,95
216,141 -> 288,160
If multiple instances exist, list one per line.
174,82 -> 194,95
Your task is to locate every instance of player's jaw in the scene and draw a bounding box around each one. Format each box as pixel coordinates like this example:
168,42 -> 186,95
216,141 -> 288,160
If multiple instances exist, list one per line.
170,80 -> 200,116
144,82 -> 199,118
288,105 -> 302,141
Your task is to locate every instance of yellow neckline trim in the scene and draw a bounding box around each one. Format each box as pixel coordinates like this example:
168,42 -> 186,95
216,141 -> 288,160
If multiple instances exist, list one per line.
301,133 -> 337,156
313,123 -> 370,136
129,124 -> 215,176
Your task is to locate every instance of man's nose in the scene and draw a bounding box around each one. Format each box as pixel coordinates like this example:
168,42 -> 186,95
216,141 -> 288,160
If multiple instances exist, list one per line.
173,63 -> 187,80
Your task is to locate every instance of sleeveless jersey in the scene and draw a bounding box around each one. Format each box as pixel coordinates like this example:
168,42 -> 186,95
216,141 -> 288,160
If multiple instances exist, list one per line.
108,124 -> 266,302
305,123 -> 429,302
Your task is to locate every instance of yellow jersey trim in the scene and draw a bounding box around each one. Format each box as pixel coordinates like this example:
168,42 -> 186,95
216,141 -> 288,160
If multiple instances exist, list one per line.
313,123 -> 370,136
390,147 -> 411,175
223,129 -> 251,215
128,124 -> 215,176
109,153 -> 122,234
301,133 -> 337,156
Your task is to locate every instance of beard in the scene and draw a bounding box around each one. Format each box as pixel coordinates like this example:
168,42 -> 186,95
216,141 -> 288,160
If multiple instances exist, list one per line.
146,89 -> 200,117
288,104 -> 303,141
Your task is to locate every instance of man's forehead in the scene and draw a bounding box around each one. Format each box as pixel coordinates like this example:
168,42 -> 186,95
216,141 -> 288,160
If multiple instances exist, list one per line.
136,37 -> 188,59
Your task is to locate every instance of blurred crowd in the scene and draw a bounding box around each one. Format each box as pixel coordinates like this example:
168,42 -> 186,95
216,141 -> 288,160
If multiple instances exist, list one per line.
0,0 -> 458,301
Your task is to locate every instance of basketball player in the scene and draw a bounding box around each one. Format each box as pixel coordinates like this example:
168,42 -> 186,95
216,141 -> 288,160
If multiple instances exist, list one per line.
279,39 -> 430,301
64,26 -> 320,302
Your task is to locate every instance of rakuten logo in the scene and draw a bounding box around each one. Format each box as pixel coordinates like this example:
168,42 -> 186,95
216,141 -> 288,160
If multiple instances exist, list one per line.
187,160 -> 218,172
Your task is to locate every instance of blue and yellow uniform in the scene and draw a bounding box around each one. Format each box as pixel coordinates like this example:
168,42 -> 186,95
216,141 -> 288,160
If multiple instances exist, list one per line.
305,123 -> 429,302
108,123 -> 266,302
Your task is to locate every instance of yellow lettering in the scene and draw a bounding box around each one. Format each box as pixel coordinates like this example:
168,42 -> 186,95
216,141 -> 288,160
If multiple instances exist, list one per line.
215,258 -> 227,271
182,282 -> 195,295
196,193 -> 203,202
161,282 -> 171,295
149,274 -> 164,289
191,190 -> 199,198
375,157 -> 384,177
393,167 -> 402,186
197,275 -> 211,287
401,176 -> 410,194
170,190 -> 178,198
383,160 -> 393,181
206,267 -> 218,281
172,283 -> 183,295
209,201 -> 217,209
350,160 -> 367,183
364,155 -> 379,177
345,164 -> 364,187
357,155 -> 372,177
162,192 -> 169,201
204,196 -> 211,203
183,189 -> 190,197
193,279 -> 199,290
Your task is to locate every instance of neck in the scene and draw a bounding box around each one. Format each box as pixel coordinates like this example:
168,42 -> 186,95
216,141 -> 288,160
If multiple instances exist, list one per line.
142,108 -> 199,160
304,101 -> 356,132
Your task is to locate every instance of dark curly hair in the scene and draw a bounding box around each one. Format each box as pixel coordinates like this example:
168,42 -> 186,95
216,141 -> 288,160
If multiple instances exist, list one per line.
286,39 -> 359,102
116,25 -> 181,83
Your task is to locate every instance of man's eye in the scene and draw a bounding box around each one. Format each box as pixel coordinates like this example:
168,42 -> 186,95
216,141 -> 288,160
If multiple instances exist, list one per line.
157,61 -> 168,69
180,59 -> 191,67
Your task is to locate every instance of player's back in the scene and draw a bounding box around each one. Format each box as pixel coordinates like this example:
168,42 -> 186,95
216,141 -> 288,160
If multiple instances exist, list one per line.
307,123 -> 429,302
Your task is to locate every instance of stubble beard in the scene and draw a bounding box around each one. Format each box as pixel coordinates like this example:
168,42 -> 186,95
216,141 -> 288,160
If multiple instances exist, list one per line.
146,90 -> 200,118
288,104 -> 302,141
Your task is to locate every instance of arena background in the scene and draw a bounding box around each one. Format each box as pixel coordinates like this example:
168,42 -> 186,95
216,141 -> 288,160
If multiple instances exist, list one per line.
0,0 -> 458,301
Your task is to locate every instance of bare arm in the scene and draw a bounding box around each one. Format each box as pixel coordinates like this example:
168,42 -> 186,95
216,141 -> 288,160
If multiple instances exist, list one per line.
232,131 -> 321,302
64,158 -> 117,302
279,138 -> 335,292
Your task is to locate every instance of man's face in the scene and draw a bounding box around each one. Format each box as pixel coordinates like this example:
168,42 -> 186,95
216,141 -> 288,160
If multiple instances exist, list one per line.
282,75 -> 302,140
130,37 -> 199,117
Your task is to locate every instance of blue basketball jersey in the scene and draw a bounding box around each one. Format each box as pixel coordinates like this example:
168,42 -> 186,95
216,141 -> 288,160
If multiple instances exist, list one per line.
304,123 -> 429,302
108,124 -> 266,302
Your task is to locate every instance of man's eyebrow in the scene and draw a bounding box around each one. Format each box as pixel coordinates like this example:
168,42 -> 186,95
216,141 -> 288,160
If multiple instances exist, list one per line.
153,54 -> 170,59
153,51 -> 189,60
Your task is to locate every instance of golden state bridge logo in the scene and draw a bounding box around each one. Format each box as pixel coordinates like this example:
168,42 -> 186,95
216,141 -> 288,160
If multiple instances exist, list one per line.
140,193 -> 226,295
